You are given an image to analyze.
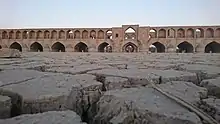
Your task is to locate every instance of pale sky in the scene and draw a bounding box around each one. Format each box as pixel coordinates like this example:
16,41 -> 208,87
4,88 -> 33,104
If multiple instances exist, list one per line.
0,0 -> 220,28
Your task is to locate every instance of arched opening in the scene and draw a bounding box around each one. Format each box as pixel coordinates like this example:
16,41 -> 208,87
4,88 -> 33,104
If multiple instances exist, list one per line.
74,42 -> 88,52
106,30 -> 112,39
44,30 -> 50,39
2,31 -> 7,39
205,42 -> 220,53
36,31 -> 43,39
16,31 -> 21,39
30,42 -> 43,52
74,30 -> 80,39
0,45 -> 2,49
82,30 -> 88,39
125,27 -> 135,33
122,42 -> 138,52
158,29 -> 166,38
177,41 -> 193,53
98,42 -> 112,52
186,28 -> 194,38
29,31 -> 35,39
150,42 -> 165,53
167,28 -> 175,38
51,30 -> 57,39
59,30 -> 65,39
196,28 -> 204,38
67,30 -> 73,39
215,28 -> 220,38
177,28 -> 185,38
90,30 -> 96,39
149,29 -> 157,38
51,42 -> 65,52
9,31 -> 14,39
206,28 -> 214,38
22,31 -> 28,39
125,27 -> 136,39
10,42 -> 22,52
98,30 -> 104,39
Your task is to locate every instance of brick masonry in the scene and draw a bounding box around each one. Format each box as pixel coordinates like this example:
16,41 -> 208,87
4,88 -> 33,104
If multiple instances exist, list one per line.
0,24 -> 220,53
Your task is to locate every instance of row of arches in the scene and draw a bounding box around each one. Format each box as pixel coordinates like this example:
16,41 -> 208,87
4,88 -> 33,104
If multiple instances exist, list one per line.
3,41 -> 220,53
148,41 -> 220,53
149,28 -> 220,38
2,27 -> 220,40
122,41 -> 220,53
4,42 -> 113,53
1,30 -> 113,40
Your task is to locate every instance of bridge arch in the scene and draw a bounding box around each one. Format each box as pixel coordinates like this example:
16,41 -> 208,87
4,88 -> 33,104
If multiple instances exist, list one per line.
10,42 -> 22,52
98,42 -> 112,52
51,42 -> 65,52
149,42 -> 166,53
177,41 -> 193,53
30,42 -> 43,52
204,41 -> 220,53
74,42 -> 88,52
122,42 -> 138,52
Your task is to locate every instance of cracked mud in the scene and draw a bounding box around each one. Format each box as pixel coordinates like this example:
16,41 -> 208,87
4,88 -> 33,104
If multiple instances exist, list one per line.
0,52 -> 220,124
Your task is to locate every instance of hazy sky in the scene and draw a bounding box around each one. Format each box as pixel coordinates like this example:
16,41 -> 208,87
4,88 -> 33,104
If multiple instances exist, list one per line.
1,0 -> 220,28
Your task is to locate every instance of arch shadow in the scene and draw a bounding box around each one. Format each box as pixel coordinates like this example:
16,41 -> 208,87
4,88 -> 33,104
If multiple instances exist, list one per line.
51,42 -> 65,52
151,42 -> 165,53
98,42 -> 112,52
30,42 -> 43,52
122,42 -> 138,52
74,42 -> 88,52
10,42 -> 22,52
205,41 -> 220,53
177,41 -> 193,53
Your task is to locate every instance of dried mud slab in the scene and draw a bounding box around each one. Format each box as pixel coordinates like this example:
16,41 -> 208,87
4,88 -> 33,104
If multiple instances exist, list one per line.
176,64 -> 220,80
88,68 -> 198,85
93,87 -> 202,124
1,73 -> 102,117
0,69 -> 45,87
158,81 -> 208,104
200,77 -> 220,98
0,111 -> 86,124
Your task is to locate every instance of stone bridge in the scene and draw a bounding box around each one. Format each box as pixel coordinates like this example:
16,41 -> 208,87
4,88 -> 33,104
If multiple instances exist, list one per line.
0,25 -> 220,53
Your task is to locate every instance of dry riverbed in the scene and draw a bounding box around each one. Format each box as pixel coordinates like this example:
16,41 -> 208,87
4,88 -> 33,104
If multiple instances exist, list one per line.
0,52 -> 220,124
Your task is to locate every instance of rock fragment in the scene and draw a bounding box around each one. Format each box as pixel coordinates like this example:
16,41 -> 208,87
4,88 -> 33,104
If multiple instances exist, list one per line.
0,95 -> 11,119
200,77 -> 220,98
196,98 -> 220,123
0,111 -> 86,124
